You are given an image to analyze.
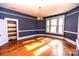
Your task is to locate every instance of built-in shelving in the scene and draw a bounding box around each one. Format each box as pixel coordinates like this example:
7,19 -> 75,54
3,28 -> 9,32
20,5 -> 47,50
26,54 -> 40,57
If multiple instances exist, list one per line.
7,20 -> 17,40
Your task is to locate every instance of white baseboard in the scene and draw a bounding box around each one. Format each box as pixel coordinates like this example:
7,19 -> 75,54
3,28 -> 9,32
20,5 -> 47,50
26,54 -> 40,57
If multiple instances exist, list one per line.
19,34 -> 76,45
19,34 -> 37,40
45,34 -> 76,45
64,38 -> 76,45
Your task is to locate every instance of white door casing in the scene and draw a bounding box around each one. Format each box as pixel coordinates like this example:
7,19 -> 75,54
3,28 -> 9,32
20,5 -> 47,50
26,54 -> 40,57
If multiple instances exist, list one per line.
4,18 -> 19,40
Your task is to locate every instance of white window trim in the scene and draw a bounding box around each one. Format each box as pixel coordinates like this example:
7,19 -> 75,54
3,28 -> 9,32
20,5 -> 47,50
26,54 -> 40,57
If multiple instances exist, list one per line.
46,15 -> 65,35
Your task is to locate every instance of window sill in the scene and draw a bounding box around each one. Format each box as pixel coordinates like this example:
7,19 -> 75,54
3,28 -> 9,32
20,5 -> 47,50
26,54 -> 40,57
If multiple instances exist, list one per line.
46,32 -> 64,36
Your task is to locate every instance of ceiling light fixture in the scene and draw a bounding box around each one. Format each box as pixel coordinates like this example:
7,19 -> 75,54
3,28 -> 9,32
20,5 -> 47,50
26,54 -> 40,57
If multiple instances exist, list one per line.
36,7 -> 43,20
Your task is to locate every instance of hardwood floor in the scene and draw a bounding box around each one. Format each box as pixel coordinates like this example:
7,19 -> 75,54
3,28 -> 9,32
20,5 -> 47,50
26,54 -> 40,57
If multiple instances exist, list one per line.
0,36 -> 76,56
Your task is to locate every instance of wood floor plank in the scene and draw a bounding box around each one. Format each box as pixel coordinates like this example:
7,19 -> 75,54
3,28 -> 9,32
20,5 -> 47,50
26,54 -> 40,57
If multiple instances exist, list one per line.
0,36 -> 76,56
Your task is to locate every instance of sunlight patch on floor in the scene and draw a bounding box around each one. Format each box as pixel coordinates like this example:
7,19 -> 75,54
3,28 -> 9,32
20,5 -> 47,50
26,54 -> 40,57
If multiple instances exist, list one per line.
23,37 -> 50,51
24,41 -> 44,51
33,45 -> 50,56
48,39 -> 64,56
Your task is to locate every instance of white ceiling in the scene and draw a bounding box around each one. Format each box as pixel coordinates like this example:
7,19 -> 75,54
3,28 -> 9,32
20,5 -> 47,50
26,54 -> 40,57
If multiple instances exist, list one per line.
0,3 -> 78,17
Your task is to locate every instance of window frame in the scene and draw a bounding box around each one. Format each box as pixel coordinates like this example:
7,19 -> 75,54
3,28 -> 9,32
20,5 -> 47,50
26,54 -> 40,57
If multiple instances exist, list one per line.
46,15 -> 64,35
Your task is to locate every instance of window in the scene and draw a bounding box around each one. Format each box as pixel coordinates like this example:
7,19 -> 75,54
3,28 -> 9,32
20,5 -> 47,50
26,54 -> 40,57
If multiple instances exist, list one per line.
50,19 -> 57,33
46,20 -> 50,32
46,15 -> 64,35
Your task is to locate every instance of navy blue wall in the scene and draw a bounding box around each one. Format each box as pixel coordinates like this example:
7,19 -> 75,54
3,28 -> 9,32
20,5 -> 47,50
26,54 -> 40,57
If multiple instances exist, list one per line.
64,7 -> 78,42
0,7 -> 37,37
35,20 -> 45,34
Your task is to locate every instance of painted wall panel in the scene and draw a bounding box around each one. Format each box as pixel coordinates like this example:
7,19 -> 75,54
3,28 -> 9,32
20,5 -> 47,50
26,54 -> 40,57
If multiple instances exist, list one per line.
36,20 -> 45,29
64,32 -> 77,42
46,33 -> 64,37
35,31 -> 45,34
35,20 -> 45,34
0,7 -> 36,37
64,13 -> 78,32
19,18 -> 36,30
19,31 -> 36,37
64,7 -> 78,41
0,7 -> 35,18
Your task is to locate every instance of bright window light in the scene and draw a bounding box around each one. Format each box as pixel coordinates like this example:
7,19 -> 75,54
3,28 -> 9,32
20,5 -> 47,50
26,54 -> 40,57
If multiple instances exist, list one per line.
46,15 -> 64,35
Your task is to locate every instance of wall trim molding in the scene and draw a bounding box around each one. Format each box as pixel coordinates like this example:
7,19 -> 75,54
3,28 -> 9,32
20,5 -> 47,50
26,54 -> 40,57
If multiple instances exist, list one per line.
0,11 -> 35,20
64,31 -> 78,34
66,11 -> 79,16
45,34 -> 76,45
64,37 -> 76,46
19,34 -> 37,40
19,29 -> 45,32
19,34 -> 76,46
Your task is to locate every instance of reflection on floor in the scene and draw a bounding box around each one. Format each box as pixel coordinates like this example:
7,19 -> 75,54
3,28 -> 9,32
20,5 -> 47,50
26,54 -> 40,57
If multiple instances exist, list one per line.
0,36 -> 76,56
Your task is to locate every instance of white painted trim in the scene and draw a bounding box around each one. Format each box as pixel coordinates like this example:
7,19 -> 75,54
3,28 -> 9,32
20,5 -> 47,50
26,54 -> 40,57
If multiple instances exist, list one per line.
4,18 -> 19,40
77,8 -> 79,50
66,11 -> 79,16
45,34 -> 64,39
0,11 -> 35,20
41,34 -> 76,45
64,38 -> 76,45
45,34 -> 76,45
64,31 -> 78,34
76,39 -> 79,50
19,34 -> 37,40
19,34 -> 76,45
77,9 -> 79,35
46,15 -> 65,35
19,29 -> 45,32
0,19 -> 2,21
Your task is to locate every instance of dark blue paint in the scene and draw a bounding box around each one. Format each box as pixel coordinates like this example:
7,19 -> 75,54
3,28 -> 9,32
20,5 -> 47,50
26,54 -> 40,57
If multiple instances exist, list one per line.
64,32 -> 77,42
35,31 -> 45,34
0,7 -> 36,37
35,20 -> 45,34
64,6 -> 78,42
64,13 -> 78,32
36,20 -> 45,29
0,7 -> 35,18
19,18 -> 36,30
19,31 -> 36,37
46,33 -> 64,37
